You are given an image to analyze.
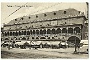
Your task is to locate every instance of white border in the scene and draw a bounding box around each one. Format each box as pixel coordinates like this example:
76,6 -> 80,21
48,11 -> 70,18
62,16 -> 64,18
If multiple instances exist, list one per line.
0,0 -> 89,2
0,0 -> 89,60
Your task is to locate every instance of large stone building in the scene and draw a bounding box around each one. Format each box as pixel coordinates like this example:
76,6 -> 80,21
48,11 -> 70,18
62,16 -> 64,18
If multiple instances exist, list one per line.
2,8 -> 88,45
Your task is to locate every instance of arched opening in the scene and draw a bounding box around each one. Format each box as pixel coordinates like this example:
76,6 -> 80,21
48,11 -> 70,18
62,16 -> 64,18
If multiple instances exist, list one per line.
27,37 -> 29,40
5,38 -> 9,40
48,37 -> 50,39
40,29 -> 43,34
43,29 -> 46,34
32,37 -> 34,39
5,32 -> 7,36
40,37 -> 46,39
36,37 -> 39,39
21,31 -> 24,35
7,32 -> 9,36
64,11 -> 66,14
11,38 -> 13,40
52,37 -> 55,39
36,30 -> 39,34
13,32 -> 15,36
27,31 -> 30,35
67,36 -> 80,45
47,29 -> 51,34
68,28 -> 73,33
52,29 -> 56,34
19,31 -> 21,35
74,27 -> 80,33
22,37 -> 26,40
15,32 -> 16,36
62,28 -> 67,33
10,32 -> 12,36
15,31 -> 18,36
30,30 -> 32,34
24,31 -> 26,35
32,30 -> 35,34
56,28 -> 61,34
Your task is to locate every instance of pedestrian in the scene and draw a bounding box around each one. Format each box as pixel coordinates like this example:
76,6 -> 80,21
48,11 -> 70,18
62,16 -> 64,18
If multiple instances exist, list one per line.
8,44 -> 10,50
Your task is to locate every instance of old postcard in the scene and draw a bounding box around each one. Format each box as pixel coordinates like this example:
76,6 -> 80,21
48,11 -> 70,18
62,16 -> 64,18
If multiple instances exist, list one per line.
1,2 -> 89,59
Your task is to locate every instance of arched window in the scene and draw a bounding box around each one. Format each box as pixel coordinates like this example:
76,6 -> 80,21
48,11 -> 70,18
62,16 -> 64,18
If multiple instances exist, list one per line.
15,31 -> 18,36
52,37 -> 55,39
29,17 -> 30,19
44,14 -> 47,17
43,29 -> 46,34
7,32 -> 9,36
24,31 -> 26,35
54,12 -> 56,15
27,31 -> 30,35
74,27 -> 80,33
36,15 -> 38,18
32,30 -> 35,34
47,29 -> 51,34
68,36 -> 80,44
68,28 -> 73,33
27,37 -> 29,40
19,31 -> 21,35
40,30 -> 43,34
21,31 -> 24,35
5,32 -> 7,36
62,28 -> 67,33
64,11 -> 66,14
36,37 -> 39,39
30,30 -> 32,34
52,29 -> 56,34
40,37 -> 46,39
32,37 -> 34,39
14,32 -> 16,36
56,28 -> 61,34
21,17 -> 23,20
48,37 -> 50,39
9,32 -> 12,36
15,19 -> 17,21
13,32 -> 15,36
36,30 -> 39,34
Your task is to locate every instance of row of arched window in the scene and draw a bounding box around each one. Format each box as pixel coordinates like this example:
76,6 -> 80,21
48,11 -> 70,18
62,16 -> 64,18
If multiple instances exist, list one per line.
4,27 -> 80,36
4,37 -> 55,40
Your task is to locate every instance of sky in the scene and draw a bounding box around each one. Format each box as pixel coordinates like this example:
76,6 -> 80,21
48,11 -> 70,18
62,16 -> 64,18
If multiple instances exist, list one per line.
1,2 -> 87,26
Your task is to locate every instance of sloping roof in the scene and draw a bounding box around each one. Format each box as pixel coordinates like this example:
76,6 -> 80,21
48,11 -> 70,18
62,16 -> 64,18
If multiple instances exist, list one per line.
7,8 -> 84,25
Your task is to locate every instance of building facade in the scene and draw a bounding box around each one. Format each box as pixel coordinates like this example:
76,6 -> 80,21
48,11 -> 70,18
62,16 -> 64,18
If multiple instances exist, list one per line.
2,8 -> 87,45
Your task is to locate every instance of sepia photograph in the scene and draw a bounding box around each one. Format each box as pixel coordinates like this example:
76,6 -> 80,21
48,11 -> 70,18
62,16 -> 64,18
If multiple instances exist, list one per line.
1,2 -> 89,59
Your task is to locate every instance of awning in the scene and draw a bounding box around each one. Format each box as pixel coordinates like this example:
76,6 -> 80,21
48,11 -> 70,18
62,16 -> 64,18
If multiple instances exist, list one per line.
15,41 -> 27,45
4,42 -> 12,45
80,40 -> 88,44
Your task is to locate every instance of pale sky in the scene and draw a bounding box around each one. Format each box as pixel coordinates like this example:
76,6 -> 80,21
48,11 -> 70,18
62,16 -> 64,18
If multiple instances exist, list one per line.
1,2 -> 87,26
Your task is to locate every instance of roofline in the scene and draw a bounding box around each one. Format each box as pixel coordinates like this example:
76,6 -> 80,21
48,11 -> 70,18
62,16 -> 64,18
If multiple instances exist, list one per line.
4,15 -> 85,27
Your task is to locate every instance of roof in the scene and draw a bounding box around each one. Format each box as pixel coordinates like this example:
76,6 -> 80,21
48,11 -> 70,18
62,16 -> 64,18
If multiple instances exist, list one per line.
6,8 -> 84,25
